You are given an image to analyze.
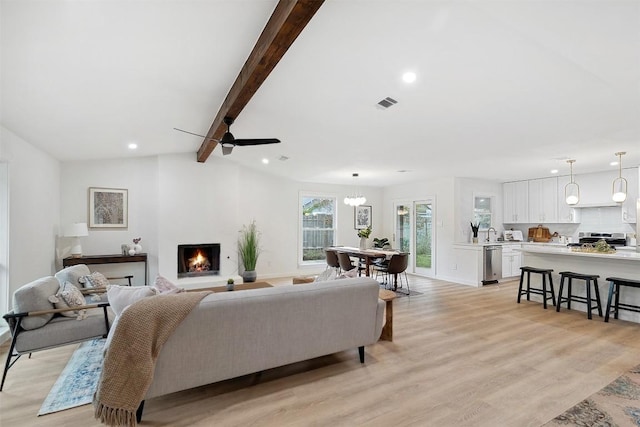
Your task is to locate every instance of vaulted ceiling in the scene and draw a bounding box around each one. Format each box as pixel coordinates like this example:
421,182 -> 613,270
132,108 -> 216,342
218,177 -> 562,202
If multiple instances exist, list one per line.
1,0 -> 639,187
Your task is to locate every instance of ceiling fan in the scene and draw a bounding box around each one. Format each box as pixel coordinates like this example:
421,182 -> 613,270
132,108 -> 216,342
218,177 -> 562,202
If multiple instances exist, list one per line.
174,116 -> 280,155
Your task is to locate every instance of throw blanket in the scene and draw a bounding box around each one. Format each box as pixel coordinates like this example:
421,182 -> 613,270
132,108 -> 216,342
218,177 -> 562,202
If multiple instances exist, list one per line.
93,291 -> 211,427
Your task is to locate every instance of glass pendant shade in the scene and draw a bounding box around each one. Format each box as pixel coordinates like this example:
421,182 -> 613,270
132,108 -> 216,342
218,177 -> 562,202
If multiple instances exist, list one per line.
564,160 -> 579,205
612,152 -> 627,203
344,173 -> 366,207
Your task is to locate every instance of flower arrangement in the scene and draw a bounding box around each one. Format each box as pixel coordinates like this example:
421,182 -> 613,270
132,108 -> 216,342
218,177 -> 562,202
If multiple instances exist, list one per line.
470,222 -> 480,238
357,226 -> 372,239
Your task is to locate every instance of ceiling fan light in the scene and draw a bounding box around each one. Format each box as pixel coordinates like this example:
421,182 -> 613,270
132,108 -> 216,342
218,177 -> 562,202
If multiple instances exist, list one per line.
221,145 -> 233,156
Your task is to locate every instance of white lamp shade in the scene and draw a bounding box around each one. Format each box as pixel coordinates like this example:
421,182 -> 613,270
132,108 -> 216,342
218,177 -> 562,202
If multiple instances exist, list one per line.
612,177 -> 627,203
64,222 -> 88,237
565,182 -> 580,206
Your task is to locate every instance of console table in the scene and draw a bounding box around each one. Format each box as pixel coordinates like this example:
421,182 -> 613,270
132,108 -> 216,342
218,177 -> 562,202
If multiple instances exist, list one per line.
63,253 -> 148,285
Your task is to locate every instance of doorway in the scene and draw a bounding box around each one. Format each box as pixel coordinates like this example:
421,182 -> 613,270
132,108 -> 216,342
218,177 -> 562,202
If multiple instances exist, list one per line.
393,199 -> 435,277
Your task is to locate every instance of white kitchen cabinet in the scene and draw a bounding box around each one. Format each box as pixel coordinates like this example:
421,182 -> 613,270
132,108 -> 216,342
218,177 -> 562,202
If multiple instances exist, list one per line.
557,175 -> 581,223
503,181 -> 528,223
621,167 -> 639,223
528,177 -> 558,223
502,244 -> 522,278
573,170 -> 618,207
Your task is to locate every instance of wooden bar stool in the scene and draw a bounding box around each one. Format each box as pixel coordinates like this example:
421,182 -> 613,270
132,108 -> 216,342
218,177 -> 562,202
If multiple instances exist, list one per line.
517,266 -> 556,309
556,271 -> 602,319
604,277 -> 640,322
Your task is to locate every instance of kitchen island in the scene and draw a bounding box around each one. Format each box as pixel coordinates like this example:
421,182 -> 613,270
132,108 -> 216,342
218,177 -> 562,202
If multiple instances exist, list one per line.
518,246 -> 640,323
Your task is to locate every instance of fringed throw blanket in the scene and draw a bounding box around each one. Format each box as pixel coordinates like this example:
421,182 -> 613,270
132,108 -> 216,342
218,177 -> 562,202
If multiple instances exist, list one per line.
93,291 -> 211,427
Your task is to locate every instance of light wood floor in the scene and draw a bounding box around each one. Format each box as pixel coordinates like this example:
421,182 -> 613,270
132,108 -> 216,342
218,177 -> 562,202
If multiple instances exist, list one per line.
1,276 -> 639,426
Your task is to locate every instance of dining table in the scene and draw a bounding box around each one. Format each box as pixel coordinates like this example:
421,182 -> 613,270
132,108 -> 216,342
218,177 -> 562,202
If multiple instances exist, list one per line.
330,246 -> 399,277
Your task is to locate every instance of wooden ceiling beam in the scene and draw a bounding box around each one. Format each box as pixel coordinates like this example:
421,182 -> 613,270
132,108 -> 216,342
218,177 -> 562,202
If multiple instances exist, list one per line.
197,0 -> 325,162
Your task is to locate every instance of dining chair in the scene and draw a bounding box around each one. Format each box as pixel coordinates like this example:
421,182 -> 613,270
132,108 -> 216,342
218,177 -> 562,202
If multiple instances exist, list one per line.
325,249 -> 341,274
376,253 -> 410,294
337,252 -> 364,276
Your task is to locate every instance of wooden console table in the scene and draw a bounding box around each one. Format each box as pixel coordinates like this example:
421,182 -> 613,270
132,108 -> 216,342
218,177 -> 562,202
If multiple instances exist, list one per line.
63,253 -> 148,285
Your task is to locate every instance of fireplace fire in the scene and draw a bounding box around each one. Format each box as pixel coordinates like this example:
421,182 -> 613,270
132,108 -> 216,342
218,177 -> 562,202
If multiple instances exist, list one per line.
177,243 -> 220,278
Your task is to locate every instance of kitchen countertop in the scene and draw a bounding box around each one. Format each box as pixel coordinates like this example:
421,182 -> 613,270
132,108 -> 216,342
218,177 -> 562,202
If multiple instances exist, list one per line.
454,241 -> 637,250
518,245 -> 640,261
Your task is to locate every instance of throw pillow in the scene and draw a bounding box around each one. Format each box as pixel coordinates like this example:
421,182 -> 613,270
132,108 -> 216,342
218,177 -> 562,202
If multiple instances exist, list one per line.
12,276 -> 60,330
79,272 -> 111,289
314,268 -> 337,282
48,281 -> 88,320
153,275 -> 185,294
107,285 -> 157,316
337,268 -> 359,279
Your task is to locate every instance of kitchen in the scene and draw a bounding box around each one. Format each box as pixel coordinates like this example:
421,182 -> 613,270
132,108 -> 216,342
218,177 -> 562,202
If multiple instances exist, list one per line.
451,166 -> 639,297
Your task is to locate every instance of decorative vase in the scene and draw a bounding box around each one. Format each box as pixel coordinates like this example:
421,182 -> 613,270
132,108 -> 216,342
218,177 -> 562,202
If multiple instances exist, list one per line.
359,237 -> 367,250
472,237 -> 479,244
128,248 -> 136,256
133,244 -> 142,254
226,282 -> 235,291
242,270 -> 257,283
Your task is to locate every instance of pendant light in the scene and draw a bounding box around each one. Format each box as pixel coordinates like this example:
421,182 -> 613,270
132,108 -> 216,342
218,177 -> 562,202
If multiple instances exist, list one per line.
344,173 -> 366,207
612,151 -> 627,203
564,159 -> 580,205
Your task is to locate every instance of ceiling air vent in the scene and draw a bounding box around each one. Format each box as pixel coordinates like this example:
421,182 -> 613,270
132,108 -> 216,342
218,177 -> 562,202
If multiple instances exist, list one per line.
377,97 -> 398,109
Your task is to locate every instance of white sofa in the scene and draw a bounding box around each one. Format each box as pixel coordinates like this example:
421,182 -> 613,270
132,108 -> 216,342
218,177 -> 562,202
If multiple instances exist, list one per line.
107,277 -> 385,420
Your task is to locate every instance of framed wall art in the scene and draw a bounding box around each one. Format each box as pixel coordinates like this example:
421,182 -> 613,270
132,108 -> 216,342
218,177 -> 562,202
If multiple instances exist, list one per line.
354,205 -> 372,230
88,187 -> 128,228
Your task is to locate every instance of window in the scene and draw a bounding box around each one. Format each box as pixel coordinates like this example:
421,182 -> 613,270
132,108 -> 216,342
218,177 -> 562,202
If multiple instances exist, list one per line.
474,196 -> 492,229
300,194 -> 336,263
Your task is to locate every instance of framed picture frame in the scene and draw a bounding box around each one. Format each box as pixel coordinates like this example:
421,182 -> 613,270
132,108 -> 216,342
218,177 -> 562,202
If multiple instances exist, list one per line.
354,205 -> 372,230
88,187 -> 128,228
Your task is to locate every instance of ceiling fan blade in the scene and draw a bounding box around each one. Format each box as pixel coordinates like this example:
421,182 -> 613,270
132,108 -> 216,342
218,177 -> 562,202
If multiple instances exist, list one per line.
173,128 -> 219,141
232,138 -> 281,146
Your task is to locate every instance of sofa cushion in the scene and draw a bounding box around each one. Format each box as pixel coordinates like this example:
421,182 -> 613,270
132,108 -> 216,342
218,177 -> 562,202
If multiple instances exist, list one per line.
107,285 -> 157,316
48,281 -> 88,319
12,276 -> 59,330
55,264 -> 92,290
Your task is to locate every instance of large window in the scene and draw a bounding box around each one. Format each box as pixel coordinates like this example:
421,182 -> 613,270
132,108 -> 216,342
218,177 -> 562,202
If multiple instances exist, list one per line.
300,194 -> 336,262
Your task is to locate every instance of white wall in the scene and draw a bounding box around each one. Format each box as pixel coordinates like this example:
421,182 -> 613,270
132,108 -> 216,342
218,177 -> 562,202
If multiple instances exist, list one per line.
60,152 -> 383,287
0,126 -> 60,303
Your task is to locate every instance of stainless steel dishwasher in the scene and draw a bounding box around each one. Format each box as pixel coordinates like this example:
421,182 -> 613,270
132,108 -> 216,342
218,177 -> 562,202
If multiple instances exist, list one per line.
482,245 -> 502,285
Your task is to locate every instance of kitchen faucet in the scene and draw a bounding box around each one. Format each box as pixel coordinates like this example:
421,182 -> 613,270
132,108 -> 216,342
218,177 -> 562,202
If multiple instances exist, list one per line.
486,227 -> 497,242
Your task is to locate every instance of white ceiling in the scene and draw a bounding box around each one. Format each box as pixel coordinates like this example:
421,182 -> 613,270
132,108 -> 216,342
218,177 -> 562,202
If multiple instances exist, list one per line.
1,0 -> 639,187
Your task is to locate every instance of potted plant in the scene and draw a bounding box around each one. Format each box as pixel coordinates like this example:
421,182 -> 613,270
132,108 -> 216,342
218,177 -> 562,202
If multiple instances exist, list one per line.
226,278 -> 235,291
357,226 -> 372,249
238,220 -> 261,283
373,237 -> 390,249
470,221 -> 480,243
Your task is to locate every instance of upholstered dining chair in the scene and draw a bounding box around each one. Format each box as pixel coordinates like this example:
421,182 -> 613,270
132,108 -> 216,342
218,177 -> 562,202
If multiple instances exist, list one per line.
337,252 -> 365,276
325,249 -> 341,274
376,253 -> 410,294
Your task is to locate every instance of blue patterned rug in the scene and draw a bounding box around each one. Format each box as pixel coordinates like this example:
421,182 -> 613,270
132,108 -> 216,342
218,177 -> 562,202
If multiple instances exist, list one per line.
38,338 -> 105,416
544,363 -> 640,426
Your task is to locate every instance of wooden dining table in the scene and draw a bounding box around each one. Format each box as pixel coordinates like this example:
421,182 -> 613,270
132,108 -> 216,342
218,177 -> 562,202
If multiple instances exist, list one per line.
330,247 -> 399,277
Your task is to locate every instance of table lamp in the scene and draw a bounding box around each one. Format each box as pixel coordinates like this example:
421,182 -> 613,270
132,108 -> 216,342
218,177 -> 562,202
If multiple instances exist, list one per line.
64,222 -> 89,258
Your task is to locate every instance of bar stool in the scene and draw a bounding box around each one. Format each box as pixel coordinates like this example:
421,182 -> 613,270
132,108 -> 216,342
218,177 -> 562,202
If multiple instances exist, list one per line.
556,271 -> 602,319
517,266 -> 556,309
604,277 -> 640,322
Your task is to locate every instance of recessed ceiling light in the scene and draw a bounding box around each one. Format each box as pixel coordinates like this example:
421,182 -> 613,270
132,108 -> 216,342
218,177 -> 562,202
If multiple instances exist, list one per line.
128,143 -> 138,150
550,169 -> 559,174
262,158 -> 269,164
610,161 -> 619,166
402,72 -> 417,83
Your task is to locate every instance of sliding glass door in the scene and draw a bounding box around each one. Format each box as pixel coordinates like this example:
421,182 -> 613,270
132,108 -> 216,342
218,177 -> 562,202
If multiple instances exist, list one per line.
393,199 -> 434,277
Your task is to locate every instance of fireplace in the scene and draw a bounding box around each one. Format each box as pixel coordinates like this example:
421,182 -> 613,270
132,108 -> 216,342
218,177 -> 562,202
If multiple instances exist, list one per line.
177,243 -> 220,278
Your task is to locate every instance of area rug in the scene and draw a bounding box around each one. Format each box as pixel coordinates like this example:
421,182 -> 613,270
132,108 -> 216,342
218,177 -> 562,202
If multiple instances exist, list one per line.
544,363 -> 640,427
377,283 -> 423,297
38,338 -> 105,416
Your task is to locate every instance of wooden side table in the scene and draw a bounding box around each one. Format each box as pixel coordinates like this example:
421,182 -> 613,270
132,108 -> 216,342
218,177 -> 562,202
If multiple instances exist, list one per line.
378,289 -> 396,341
